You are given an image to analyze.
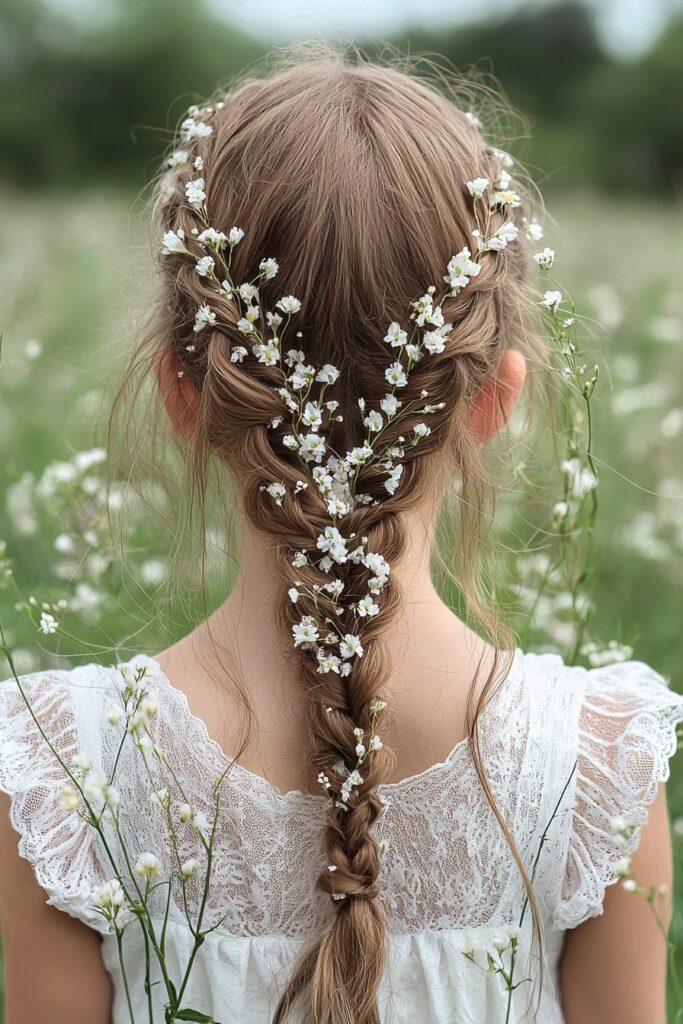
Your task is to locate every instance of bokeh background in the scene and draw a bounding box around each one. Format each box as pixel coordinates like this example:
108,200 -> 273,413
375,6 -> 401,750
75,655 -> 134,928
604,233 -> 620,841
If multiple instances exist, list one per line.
0,0 -> 682,1018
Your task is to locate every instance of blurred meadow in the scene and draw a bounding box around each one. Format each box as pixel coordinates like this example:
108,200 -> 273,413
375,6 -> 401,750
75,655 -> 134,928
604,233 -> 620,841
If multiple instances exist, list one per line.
0,0 -> 682,1019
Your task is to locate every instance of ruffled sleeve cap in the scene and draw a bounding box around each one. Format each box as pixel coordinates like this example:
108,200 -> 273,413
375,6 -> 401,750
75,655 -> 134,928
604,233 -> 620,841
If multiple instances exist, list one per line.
555,659 -> 683,929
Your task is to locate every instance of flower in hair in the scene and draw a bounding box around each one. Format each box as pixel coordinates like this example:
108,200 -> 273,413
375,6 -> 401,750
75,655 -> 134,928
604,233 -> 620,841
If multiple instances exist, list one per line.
540,290 -> 563,312
161,229 -> 189,256
444,247 -> 481,295
276,295 -> 302,315
467,177 -> 489,199
193,305 -> 216,332
197,227 -> 227,248
384,322 -> 408,348
180,117 -> 213,142
185,178 -> 206,209
195,255 -> 215,278
167,149 -> 190,170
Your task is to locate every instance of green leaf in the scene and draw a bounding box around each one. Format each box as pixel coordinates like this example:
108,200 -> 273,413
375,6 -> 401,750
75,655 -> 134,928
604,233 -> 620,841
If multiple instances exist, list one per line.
175,1010 -> 214,1022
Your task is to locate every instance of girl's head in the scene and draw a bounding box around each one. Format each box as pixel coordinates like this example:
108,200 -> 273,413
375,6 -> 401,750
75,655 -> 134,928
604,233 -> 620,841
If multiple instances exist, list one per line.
138,51 -> 540,1024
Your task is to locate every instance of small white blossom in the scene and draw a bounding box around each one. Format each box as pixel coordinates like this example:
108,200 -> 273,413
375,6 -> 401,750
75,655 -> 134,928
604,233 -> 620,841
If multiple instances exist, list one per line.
357,595 -> 380,617
39,611 -> 58,634
161,228 -> 188,255
58,785 -> 80,811
467,177 -> 489,199
560,457 -> 598,498
228,227 -> 245,246
288,587 -> 300,604
106,704 -> 124,726
292,616 -> 319,647
614,856 -> 631,878
181,858 -> 201,880
384,322 -> 408,348
194,305 -> 216,332
134,852 -> 162,879
266,311 -> 283,329
491,189 -> 522,209
364,410 -> 383,433
533,247 -> 555,269
540,290 -> 563,312
413,422 -> 431,440
385,463 -> 404,495
179,803 -> 193,823
180,118 -> 213,142
444,247 -> 481,293
166,149 -> 189,169
195,255 -> 215,278
299,433 -> 326,464
73,751 -> 91,772
385,362 -> 408,388
259,257 -> 279,279
380,394 -> 400,416
197,227 -> 227,248
340,634 -> 364,660
264,482 -> 286,505
316,364 -> 340,384
292,551 -> 308,568
276,295 -> 302,315
252,341 -> 280,366
185,177 -> 206,209
302,401 -> 323,430
525,219 -> 544,241
230,346 -> 248,363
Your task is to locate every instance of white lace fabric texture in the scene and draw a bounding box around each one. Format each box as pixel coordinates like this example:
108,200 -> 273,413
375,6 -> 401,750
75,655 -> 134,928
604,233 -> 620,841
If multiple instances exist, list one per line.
1,650 -> 682,1023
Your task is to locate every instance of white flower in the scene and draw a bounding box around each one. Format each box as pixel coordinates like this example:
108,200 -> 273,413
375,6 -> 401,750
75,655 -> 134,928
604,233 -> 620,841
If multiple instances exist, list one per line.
560,457 -> 598,498
364,552 -> 390,586
384,322 -> 408,348
385,362 -> 408,388
292,551 -> 308,568
346,444 -> 373,466
368,734 -> 383,752
413,422 -> 431,439
422,329 -> 445,354
58,785 -> 80,811
230,346 -> 248,363
179,803 -> 193,823
252,341 -> 280,366
364,410 -> 383,433
73,751 -> 91,772
106,704 -> 124,726
194,304 -> 216,332
340,634 -> 364,659
479,221 -> 519,252
288,587 -> 300,604
493,148 -> 514,168
180,118 -> 213,142
384,463 -> 404,495
161,229 -> 188,255
533,247 -> 555,269
553,501 -> 569,520
467,177 -> 489,199
238,283 -> 258,303
259,257 -> 279,279
265,482 -> 286,504
276,295 -> 302,315
302,401 -> 323,430
192,811 -> 209,832
283,434 -> 299,451
357,595 -> 379,617
185,178 -> 206,209
292,616 -> 319,647
317,652 -> 341,675
525,219 -> 544,241
496,170 -> 512,191
316,364 -> 340,384
195,255 -> 215,278
609,814 -> 628,834
444,247 -> 481,293
540,290 -> 563,312
317,525 -> 348,564
613,856 -> 631,878
228,227 -> 245,246
380,394 -> 400,416
134,852 -> 162,879
236,317 -> 255,335
491,189 -> 522,208
166,149 -> 189,169
622,878 -> 638,893
197,227 -> 227,248
327,496 -> 350,517
39,611 -> 58,634
299,433 -> 326,464
465,111 -> 482,129
91,879 -> 129,928
193,156 -> 204,171
181,858 -> 201,880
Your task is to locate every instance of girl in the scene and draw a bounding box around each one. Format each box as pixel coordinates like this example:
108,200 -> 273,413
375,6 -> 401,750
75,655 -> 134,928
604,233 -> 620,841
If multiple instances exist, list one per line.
0,53 -> 681,1024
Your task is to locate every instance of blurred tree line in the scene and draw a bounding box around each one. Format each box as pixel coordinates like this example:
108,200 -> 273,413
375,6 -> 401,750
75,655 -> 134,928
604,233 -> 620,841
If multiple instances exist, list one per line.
1,0 -> 681,195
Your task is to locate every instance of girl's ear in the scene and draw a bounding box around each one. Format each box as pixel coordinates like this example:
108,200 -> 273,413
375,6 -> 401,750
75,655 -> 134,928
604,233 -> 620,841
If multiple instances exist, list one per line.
154,349 -> 199,441
469,349 -> 527,443
471,348 -> 528,444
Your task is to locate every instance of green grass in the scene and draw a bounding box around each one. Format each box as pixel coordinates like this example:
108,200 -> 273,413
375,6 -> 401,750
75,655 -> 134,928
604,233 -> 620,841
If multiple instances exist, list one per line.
0,188 -> 682,1021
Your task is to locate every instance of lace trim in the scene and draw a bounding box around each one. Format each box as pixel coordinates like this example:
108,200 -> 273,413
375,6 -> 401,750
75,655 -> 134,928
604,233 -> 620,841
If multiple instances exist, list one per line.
0,671 -> 110,933
127,648 -> 524,804
555,660 -> 683,929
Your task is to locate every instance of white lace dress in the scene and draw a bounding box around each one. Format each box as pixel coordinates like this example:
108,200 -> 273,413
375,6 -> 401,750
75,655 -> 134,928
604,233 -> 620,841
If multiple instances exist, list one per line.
1,650 -> 682,1023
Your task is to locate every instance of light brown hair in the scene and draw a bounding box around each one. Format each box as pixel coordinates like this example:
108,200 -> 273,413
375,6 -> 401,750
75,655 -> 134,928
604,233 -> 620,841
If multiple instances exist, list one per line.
126,47 -> 545,1024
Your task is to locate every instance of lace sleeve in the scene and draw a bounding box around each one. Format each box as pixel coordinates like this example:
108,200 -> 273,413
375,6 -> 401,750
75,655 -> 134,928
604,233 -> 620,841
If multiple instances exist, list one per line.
555,660 -> 683,930
0,669 -> 110,933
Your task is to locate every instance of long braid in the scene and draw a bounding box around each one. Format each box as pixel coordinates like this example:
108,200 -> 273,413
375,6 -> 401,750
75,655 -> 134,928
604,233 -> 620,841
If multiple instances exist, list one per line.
143,53 -> 540,1024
